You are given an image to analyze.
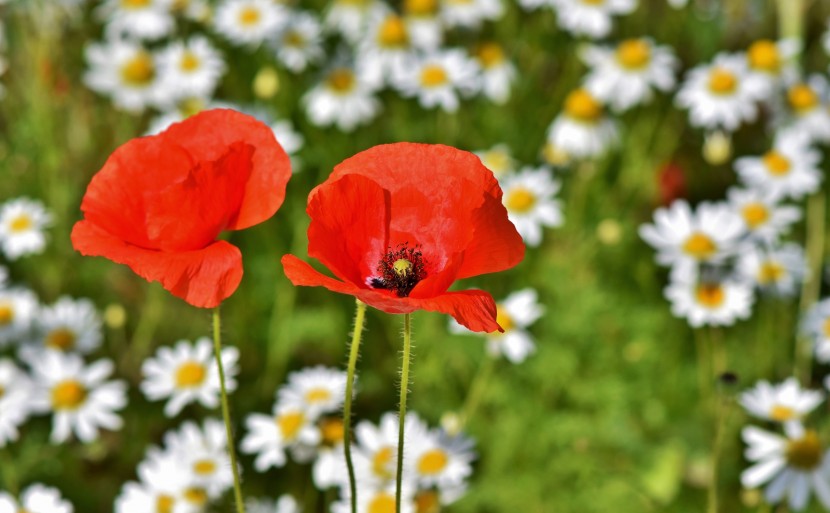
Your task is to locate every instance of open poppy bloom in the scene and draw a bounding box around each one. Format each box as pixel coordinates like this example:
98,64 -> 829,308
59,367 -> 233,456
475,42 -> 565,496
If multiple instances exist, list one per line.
281,143 -> 525,332
71,109 -> 292,308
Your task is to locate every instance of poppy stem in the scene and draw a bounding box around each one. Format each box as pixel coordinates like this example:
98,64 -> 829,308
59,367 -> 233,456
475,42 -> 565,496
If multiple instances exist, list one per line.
343,299 -> 367,513
396,313 -> 413,513
212,307 -> 246,513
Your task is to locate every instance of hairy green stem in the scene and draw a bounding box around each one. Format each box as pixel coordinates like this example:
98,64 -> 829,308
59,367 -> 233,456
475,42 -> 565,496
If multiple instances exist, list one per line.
396,313 -> 413,513
343,300 -> 367,513
212,307 -> 246,513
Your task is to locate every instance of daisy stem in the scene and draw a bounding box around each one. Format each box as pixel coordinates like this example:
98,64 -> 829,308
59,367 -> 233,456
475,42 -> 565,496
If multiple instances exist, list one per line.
396,313 -> 413,513
776,0 -> 804,47
795,193 -> 826,383
343,299 -> 367,513
212,307 -> 246,513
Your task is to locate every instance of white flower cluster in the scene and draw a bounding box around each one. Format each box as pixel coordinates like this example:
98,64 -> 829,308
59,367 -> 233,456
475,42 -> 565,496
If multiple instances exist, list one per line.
0,198 -> 51,261
0,483 -> 74,513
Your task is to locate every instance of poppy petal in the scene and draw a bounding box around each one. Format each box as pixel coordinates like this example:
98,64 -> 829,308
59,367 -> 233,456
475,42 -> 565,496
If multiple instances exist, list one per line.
457,192 -> 526,279
161,109 -> 292,231
410,290 -> 501,333
72,221 -> 242,308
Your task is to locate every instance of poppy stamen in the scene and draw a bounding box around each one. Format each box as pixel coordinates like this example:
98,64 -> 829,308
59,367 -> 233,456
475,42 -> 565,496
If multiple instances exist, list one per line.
371,243 -> 427,297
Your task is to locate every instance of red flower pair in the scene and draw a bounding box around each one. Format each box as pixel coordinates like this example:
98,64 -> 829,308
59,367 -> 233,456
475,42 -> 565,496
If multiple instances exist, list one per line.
73,111 -> 524,331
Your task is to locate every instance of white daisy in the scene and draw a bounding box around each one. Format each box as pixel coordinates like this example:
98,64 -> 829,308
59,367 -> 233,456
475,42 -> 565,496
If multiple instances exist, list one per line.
0,197 -> 51,260
357,10 -> 417,88
781,77 -> 830,144
737,243 -> 807,297
740,378 -> 823,424
744,39 -> 799,94
394,49 -> 480,113
802,299 -> 830,364
84,39 -> 165,113
741,425 -> 830,511
675,53 -> 766,132
439,0 -> 503,29
141,337 -> 239,417
28,351 -> 127,444
353,412 -> 425,486
734,132 -> 822,200
331,483 -> 416,513
500,167 -> 562,247
726,187 -> 801,242
115,450 -> 207,513
475,42 -> 516,105
403,0 -> 443,50
157,36 -> 226,102
272,11 -> 324,73
0,358 -> 32,447
241,402 -> 321,471
303,65 -> 381,131
664,267 -> 754,328
163,419 -> 234,499
0,287 -> 38,348
214,0 -> 287,47
581,37 -> 678,112
312,417 -> 348,489
474,143 -> 515,176
552,0 -> 637,39
278,366 -> 348,418
27,296 -> 102,355
408,429 -> 475,490
545,88 -> 618,159
97,0 -> 175,41
324,0 -> 385,43
247,495 -> 301,513
0,484 -> 73,513
639,200 -> 745,267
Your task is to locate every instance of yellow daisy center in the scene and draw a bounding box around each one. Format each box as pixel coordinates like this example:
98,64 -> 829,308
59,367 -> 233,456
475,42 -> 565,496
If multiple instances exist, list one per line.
616,39 -> 651,70
786,430 -> 823,470
368,494 -> 396,513
405,0 -> 438,16
581,0 -> 605,4
0,386 -> 5,398
120,51 -> 155,86
277,411 -> 305,440
770,404 -> 797,422
179,97 -> 206,117
747,40 -> 780,73
183,487 -> 208,506
788,84 -> 819,113
121,0 -> 151,8
762,151 -> 791,176
823,318 -> 830,338
415,491 -> 441,513
0,302 -> 14,326
9,214 -> 33,233
305,387 -> 332,404
564,89 -> 602,123
417,448 -> 449,475
175,361 -> 206,388
505,187 -> 536,213
377,16 -> 408,48
708,68 -> 738,95
696,283 -> 725,308
156,495 -> 175,513
758,261 -> 786,285
193,459 -> 216,475
320,418 -> 345,445
496,304 -> 514,332
179,51 -> 201,72
326,68 -> 356,94
238,6 -> 262,26
741,202 -> 769,228
52,380 -> 87,410
420,65 -> 448,87
480,149 -> 510,174
682,232 -> 717,259
46,328 -> 77,351
477,42 -> 505,69
284,30 -> 305,47
372,446 -> 395,479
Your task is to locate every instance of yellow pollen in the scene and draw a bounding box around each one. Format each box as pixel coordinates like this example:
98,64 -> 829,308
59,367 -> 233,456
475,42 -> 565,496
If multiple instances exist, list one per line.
305,387 -> 332,403
377,16 -> 408,47
770,404 -> 797,422
156,495 -> 175,513
175,361 -> 206,388
762,151 -> 791,176
708,68 -> 738,95
46,328 -> 77,351
179,97 -> 206,117
120,51 -> 155,86
420,65 -> 448,87
823,318 -> 830,338
741,202 -> 769,228
477,43 -> 505,68
682,232 -> 717,259
564,88 -> 602,123
320,418 -> 345,444
0,386 -> 4,398
0,303 -> 13,326
404,0 -> 437,16
51,380 -> 87,410
696,284 -> 725,308
284,31 -> 305,47
788,84 -> 819,113
193,459 -> 216,475
415,491 -> 441,513
505,187 -> 536,213
786,430 -> 823,470
496,305 -> 514,332
616,39 -> 651,69
758,261 -> 786,285
121,0 -> 151,8
581,0 -> 605,4
327,68 -> 356,93
9,215 -> 32,233
277,411 -> 305,440
238,6 -> 261,26
393,258 -> 412,276
417,449 -> 449,475
481,150 -> 510,174
179,51 -> 201,72
372,446 -> 395,479
183,488 -> 208,505
747,40 -> 780,72
367,493 -> 396,513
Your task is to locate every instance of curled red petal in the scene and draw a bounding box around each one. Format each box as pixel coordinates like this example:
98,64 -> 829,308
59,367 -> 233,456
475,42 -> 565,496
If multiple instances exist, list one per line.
409,290 -> 502,333
72,221 -> 242,308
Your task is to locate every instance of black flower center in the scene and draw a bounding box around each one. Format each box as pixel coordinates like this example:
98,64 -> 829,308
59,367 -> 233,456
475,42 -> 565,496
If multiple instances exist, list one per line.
371,243 -> 427,297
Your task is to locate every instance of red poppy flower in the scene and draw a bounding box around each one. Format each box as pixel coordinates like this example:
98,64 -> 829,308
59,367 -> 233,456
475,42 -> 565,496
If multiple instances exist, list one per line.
71,109 -> 292,308
281,143 -> 524,333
